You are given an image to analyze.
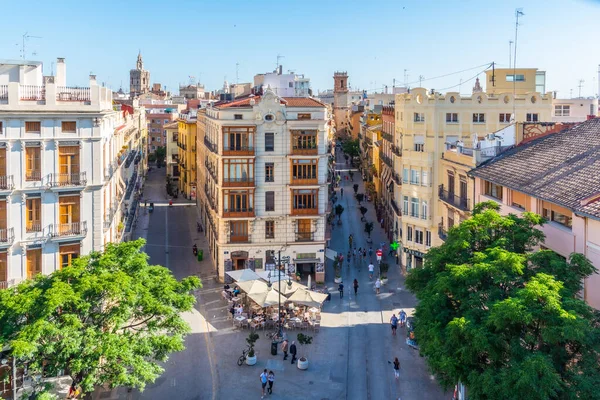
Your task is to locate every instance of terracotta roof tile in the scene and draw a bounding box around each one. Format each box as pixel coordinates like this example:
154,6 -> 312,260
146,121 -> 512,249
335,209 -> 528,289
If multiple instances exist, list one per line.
214,96 -> 325,109
470,118 -> 600,220
281,97 -> 326,107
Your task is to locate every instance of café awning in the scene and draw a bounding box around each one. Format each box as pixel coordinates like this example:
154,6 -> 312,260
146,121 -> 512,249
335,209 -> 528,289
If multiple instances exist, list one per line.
225,269 -> 261,283
236,279 -> 270,294
246,289 -> 282,308
286,289 -> 329,308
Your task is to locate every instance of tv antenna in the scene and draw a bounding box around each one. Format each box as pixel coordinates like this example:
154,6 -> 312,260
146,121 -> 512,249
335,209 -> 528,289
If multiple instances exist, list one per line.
578,79 -> 584,98
509,40 -> 514,69
403,69 -> 409,87
418,75 -> 425,87
512,8 -> 524,117
276,54 -> 284,71
21,32 -> 42,59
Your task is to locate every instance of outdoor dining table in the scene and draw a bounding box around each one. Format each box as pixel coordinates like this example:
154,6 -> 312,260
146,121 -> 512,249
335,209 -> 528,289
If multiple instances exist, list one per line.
289,317 -> 302,323
231,297 -> 241,303
235,316 -> 246,322
309,307 -> 319,313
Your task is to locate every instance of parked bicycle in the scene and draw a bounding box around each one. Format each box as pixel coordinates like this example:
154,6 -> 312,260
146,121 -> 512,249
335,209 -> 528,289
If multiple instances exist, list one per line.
237,347 -> 251,366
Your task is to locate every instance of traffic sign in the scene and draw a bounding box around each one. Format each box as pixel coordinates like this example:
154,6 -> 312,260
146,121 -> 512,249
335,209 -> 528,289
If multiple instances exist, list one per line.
376,249 -> 383,257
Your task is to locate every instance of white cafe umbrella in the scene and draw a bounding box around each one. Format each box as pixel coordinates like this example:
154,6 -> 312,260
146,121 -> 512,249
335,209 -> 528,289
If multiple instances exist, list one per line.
277,280 -> 306,297
225,269 -> 261,283
246,289 -> 282,308
255,270 -> 293,283
287,288 -> 329,308
236,279 -> 270,295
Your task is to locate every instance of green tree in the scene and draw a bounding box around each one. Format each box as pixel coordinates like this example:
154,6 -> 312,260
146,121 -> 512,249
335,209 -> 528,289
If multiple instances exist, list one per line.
0,239 -> 201,396
155,146 -> 166,166
335,204 -> 345,221
342,139 -> 359,159
406,202 -> 600,400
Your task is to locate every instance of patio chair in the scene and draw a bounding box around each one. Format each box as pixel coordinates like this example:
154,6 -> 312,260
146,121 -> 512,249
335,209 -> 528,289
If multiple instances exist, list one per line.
312,321 -> 320,333
301,321 -> 309,330
240,319 -> 250,329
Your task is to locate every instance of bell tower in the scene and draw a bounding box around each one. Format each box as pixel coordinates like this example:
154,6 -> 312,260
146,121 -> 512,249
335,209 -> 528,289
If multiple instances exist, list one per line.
333,72 -> 350,136
334,71 -> 349,94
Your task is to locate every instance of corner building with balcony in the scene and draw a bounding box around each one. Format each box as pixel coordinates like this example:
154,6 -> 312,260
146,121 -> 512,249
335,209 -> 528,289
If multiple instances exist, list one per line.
394,68 -> 552,271
198,89 -> 329,283
0,58 -> 147,288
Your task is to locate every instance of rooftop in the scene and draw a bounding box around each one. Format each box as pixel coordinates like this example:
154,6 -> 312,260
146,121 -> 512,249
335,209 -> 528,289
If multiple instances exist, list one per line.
213,95 -> 325,109
0,59 -> 43,67
470,118 -> 600,220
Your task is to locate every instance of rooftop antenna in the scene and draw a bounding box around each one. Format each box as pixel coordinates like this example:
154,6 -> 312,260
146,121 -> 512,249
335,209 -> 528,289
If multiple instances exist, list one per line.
570,88 -> 573,99
404,69 -> 409,87
509,40 -> 514,69
418,75 -> 424,87
578,79 -> 584,98
276,54 -> 284,71
21,32 -> 42,59
513,8 -> 524,119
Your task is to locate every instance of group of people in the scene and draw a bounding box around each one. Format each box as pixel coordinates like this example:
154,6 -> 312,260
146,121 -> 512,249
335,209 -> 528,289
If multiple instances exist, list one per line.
259,369 -> 276,398
390,310 -> 407,336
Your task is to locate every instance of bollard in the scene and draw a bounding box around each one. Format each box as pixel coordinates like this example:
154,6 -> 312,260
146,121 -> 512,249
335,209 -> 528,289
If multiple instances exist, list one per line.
198,249 -> 203,261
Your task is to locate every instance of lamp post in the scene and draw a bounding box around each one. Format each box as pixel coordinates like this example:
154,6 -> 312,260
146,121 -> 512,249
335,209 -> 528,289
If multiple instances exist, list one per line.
267,249 -> 292,339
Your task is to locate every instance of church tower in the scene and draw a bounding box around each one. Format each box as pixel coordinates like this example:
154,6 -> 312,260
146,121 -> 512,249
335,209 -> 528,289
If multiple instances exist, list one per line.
333,72 -> 350,136
130,51 -> 150,97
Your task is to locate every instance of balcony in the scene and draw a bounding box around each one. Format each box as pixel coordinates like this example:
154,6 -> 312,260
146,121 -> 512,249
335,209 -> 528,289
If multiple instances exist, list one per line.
222,177 -> 255,187
104,162 -> 118,180
19,85 -> 45,101
223,208 -> 255,218
49,172 -> 87,187
364,136 -> 373,146
381,154 -> 392,168
391,145 -> 401,157
229,234 -> 249,243
0,227 -> 15,246
291,176 -> 318,185
291,145 -> 318,156
0,85 -> 7,101
178,142 -> 187,151
392,172 -> 401,186
295,231 -> 315,242
438,224 -> 448,240
206,193 -> 218,212
291,207 -> 319,216
51,221 -> 88,238
204,137 -> 217,154
390,199 -> 401,216
438,185 -> 470,212
26,222 -> 42,233
223,145 -> 254,156
205,160 -> 218,182
26,171 -> 42,182
0,175 -> 14,191
56,86 -> 91,102
382,132 -> 393,142
0,280 -> 15,290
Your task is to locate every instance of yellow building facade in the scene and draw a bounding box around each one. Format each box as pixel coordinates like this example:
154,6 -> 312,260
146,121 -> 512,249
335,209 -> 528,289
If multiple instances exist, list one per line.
177,115 -> 198,200
394,68 -> 552,271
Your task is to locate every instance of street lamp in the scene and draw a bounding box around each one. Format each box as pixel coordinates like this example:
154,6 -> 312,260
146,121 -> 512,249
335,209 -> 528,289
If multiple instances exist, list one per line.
268,250 -> 292,338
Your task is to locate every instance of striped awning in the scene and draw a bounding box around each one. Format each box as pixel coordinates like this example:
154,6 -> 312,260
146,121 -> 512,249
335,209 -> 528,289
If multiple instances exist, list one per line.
381,167 -> 391,187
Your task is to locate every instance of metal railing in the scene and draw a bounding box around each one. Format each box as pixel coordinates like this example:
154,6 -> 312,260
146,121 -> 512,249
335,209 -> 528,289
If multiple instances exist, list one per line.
382,132 -> 393,142
229,235 -> 249,243
295,231 -> 315,242
223,177 -> 254,185
19,85 -> 45,101
26,222 -> 42,233
381,154 -> 392,168
25,171 -> 42,181
51,221 -> 87,237
0,227 -> 15,244
391,173 -> 401,186
204,137 -> 217,153
0,175 -> 14,190
438,224 -> 448,240
391,145 -> 401,157
390,199 -> 401,216
56,86 -> 91,102
178,142 -> 187,151
438,185 -> 470,211
205,160 -> 218,181
0,85 -> 8,100
49,172 -> 87,187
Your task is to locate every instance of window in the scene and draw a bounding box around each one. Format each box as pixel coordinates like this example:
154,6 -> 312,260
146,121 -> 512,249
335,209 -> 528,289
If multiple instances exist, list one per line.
415,229 -> 423,245
554,104 -> 571,117
223,126 -> 255,153
414,135 -> 424,152
446,113 -> 458,123
422,170 -> 429,187
414,113 -> 425,122
223,189 -> 254,215
0,121 -> 2,133
425,231 -> 431,247
289,82 -> 293,88
526,113 -> 539,122
222,158 -> 254,184
407,226 -> 413,242
163,130 -> 167,136
229,221 -> 249,242
541,201 -> 572,229
403,196 -> 409,215
291,189 -> 318,214
506,74 -> 525,82
25,146 -> 41,181
265,220 -> 275,239
264,114 -> 274,121
26,248 -> 42,278
402,168 -> 409,184
291,159 -> 318,182
447,171 -> 455,194
164,120 -> 169,124
265,132 -> 274,152
421,200 -> 428,220
58,145 -> 80,184
25,121 -> 41,133
157,137 -> 161,143
265,163 -> 274,182
459,176 -> 467,200
265,191 -> 275,211
59,244 -> 79,269
26,198 -> 41,232
410,169 -> 420,185
410,198 -> 419,218
499,113 -> 512,123
291,130 -> 317,154
511,190 -> 527,210
296,219 -> 312,241
472,113 -> 485,123
448,213 -> 455,228
297,113 -> 311,120
484,180 -> 503,200
234,114 -> 243,120
61,121 -> 76,133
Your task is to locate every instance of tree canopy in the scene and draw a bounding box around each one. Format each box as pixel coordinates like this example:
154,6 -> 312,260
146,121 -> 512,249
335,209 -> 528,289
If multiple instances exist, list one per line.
342,139 -> 359,158
406,202 -> 600,400
0,239 -> 201,396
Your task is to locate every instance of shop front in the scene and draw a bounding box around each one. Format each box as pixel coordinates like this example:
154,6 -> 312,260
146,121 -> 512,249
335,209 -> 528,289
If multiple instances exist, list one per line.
293,253 -> 324,285
404,248 -> 425,271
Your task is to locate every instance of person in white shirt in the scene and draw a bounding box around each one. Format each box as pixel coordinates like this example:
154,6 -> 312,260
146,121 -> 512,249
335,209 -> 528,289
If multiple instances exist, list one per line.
368,263 -> 374,280
375,278 -> 381,294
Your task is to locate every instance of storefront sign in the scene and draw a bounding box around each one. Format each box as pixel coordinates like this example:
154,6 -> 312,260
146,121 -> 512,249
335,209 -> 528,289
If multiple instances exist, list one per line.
403,248 -> 425,258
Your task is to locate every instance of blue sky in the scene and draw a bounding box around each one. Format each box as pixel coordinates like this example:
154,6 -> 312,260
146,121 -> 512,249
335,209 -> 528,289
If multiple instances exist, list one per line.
1,0 -> 599,98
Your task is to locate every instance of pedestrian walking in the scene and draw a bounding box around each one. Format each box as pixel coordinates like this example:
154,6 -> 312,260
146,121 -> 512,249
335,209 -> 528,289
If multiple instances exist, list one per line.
341,187 -> 344,197
368,247 -> 373,260
260,369 -> 268,398
281,339 -> 289,360
368,263 -> 374,280
399,309 -> 407,327
363,248 -> 367,262
353,279 -> 359,296
390,314 -> 398,336
392,357 -> 400,379
338,282 -> 344,298
375,278 -> 381,294
267,371 -> 275,394
290,341 -> 297,364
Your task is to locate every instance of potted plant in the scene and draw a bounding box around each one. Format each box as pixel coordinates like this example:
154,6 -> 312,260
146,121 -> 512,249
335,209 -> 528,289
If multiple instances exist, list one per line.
296,333 -> 313,370
246,332 -> 259,365
334,259 -> 342,284
380,262 -> 389,285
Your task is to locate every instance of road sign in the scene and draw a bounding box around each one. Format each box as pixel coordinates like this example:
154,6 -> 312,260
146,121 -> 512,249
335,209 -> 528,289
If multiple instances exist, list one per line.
376,249 -> 383,257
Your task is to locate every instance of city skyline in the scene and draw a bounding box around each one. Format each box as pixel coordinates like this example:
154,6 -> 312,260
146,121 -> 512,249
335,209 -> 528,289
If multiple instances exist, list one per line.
1,0 -> 599,97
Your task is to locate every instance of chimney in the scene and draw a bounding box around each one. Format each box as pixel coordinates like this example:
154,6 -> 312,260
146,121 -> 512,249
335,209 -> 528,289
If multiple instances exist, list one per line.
89,74 -> 97,85
278,65 -> 283,75
56,58 -> 66,87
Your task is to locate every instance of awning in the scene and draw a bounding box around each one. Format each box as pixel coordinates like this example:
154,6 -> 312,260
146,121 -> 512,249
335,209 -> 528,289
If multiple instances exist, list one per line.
381,168 -> 391,186
236,279 -> 270,294
226,269 -> 261,282
294,258 -> 321,264
246,289 -> 282,308
286,289 -> 329,308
